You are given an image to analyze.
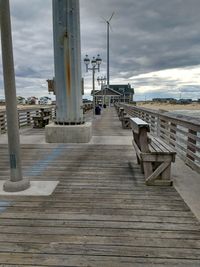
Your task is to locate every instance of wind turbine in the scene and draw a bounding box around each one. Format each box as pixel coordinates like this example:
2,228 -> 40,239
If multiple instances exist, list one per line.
103,12 -> 114,88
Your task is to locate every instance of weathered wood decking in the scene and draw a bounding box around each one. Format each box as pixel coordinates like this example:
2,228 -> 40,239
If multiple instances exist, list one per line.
0,107 -> 200,266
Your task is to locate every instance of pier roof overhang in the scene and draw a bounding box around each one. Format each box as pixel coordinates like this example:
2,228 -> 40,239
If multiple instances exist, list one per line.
94,88 -> 122,96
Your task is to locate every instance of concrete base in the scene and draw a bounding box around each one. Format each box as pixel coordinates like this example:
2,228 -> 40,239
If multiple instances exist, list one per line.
0,181 -> 59,196
45,122 -> 92,143
3,178 -> 30,192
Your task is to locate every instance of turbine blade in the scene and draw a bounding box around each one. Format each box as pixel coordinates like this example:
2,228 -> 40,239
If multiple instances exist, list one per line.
109,12 -> 115,22
100,16 -> 107,22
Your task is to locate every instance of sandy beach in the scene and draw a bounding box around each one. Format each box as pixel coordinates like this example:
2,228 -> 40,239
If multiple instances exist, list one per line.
137,102 -> 200,111
0,104 -> 51,111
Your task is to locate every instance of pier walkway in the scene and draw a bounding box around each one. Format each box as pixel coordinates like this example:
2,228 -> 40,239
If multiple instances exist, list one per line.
0,107 -> 200,266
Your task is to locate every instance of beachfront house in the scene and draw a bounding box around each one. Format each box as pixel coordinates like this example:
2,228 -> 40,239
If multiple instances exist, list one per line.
92,83 -> 134,107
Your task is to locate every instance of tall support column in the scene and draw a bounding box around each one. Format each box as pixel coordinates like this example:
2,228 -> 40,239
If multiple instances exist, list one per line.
0,0 -> 30,192
46,0 -> 91,143
53,0 -> 83,124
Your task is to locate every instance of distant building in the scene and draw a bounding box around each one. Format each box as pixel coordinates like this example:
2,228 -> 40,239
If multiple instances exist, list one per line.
152,98 -> 193,104
92,84 -> 134,106
177,99 -> 192,104
27,96 -> 38,105
39,96 -> 52,105
17,96 -> 26,105
0,97 -> 5,105
109,84 -> 134,103
152,98 -> 175,103
83,98 -> 92,104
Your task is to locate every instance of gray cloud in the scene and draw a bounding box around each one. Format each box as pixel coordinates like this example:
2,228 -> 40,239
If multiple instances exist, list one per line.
180,86 -> 200,93
0,0 -> 200,100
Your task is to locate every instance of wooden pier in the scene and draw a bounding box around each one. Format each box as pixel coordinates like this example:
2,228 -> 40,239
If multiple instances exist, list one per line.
0,107 -> 200,266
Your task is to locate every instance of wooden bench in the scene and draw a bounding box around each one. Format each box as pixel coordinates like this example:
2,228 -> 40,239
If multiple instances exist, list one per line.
115,105 -> 131,129
118,107 -> 124,120
130,117 -> 176,186
121,111 -> 131,129
33,108 -> 51,128
114,103 -> 120,114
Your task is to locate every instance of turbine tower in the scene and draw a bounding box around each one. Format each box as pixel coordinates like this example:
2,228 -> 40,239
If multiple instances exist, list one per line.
104,12 -> 114,88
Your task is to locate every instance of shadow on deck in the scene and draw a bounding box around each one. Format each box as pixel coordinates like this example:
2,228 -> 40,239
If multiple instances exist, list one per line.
0,107 -> 200,266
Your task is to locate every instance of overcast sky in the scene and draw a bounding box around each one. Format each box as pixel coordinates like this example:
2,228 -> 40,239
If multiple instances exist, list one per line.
0,0 -> 200,100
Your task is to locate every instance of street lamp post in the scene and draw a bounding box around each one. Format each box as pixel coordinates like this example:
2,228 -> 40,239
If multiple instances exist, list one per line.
97,76 -> 107,86
84,54 -> 102,115
97,76 -> 107,106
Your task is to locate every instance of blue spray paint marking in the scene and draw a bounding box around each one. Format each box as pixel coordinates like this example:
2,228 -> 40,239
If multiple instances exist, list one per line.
0,207 -> 8,213
25,144 -> 64,177
0,201 -> 11,214
0,146 -> 65,214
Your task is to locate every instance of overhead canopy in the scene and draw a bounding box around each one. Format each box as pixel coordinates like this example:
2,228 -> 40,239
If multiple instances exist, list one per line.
94,87 -> 121,96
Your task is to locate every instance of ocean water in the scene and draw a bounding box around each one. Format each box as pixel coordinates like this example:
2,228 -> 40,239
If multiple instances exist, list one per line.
169,110 -> 200,118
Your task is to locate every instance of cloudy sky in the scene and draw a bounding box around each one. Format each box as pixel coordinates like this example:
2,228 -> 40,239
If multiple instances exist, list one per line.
0,0 -> 200,100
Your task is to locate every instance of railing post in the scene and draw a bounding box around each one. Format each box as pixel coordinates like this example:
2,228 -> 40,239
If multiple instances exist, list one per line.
186,129 -> 197,162
157,114 -> 161,137
0,112 -> 6,134
157,110 -> 168,138
169,122 -> 177,147
27,111 -> 31,126
18,111 -> 20,129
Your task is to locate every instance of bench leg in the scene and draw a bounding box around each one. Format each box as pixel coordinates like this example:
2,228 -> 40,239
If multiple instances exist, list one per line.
145,161 -> 173,186
122,119 -> 131,129
134,135 -> 142,166
137,155 -> 141,165
161,164 -> 171,180
143,162 -> 153,181
125,121 -> 131,129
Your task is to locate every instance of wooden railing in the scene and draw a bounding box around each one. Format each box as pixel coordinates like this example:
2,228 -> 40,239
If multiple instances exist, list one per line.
119,103 -> 200,173
0,103 -> 93,134
0,106 -> 56,134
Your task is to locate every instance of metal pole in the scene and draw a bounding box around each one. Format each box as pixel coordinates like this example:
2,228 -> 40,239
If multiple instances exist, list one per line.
0,0 -> 30,192
92,67 -> 95,115
101,84 -> 103,107
107,22 -> 110,88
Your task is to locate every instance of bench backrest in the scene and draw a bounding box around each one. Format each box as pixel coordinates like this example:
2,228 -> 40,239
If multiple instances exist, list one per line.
130,117 -> 150,134
130,117 -> 150,153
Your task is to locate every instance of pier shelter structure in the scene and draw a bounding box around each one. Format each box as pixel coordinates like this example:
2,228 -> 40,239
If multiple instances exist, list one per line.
109,84 -> 134,103
94,87 -> 121,107
94,84 -> 135,107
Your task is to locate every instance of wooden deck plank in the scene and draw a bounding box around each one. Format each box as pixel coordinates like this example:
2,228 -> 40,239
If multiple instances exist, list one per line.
0,243 -> 200,259
0,107 -> 200,266
0,253 -> 200,267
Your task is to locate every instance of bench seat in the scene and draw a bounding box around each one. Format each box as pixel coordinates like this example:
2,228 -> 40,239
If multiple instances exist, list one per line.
32,115 -> 50,128
130,117 -> 176,186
